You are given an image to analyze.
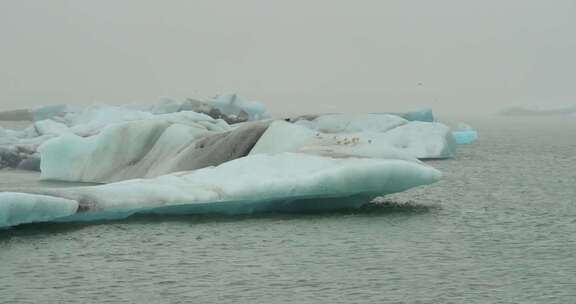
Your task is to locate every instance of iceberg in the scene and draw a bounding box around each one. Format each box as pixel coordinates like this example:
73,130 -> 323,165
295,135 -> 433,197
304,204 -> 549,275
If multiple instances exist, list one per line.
1,99 -> 455,176
452,123 -> 478,145
280,114 -> 455,159
0,153 -> 441,228
0,105 -> 234,171
251,121 -> 417,162
379,121 -> 456,159
39,114 -> 267,183
0,97 -> 460,229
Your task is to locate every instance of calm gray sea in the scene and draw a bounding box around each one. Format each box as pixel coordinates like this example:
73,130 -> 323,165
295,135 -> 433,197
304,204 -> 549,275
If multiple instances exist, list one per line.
1,116 -> 575,303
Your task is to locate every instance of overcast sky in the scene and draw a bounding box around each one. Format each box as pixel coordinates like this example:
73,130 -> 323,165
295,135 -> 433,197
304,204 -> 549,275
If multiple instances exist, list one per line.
1,0 -> 575,115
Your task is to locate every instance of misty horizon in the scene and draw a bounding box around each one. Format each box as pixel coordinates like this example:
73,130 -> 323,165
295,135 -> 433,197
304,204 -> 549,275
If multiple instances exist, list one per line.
1,1 -> 575,115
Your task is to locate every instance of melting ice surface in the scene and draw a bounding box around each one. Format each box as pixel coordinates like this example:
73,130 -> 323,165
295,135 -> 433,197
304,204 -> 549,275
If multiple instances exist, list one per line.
0,153 -> 441,228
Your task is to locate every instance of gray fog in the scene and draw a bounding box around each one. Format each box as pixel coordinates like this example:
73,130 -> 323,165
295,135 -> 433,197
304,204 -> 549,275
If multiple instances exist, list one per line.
1,0 -> 575,115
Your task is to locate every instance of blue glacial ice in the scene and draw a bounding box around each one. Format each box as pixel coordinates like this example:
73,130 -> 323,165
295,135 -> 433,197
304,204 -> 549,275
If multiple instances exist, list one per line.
0,153 -> 441,228
452,123 -> 478,145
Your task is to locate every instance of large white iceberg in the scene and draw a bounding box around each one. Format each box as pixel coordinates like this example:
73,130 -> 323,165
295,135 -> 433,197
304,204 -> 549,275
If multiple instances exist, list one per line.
251,121 -> 417,162
39,112 -> 249,183
285,114 -> 455,159
38,114 -> 455,184
0,153 -> 441,228
0,98 -> 459,229
378,121 -> 456,159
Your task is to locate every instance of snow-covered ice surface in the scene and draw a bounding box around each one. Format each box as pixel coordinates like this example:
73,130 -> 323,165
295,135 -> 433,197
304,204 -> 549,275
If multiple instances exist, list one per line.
0,153 -> 441,228
251,121 -> 418,162
286,114 -> 455,159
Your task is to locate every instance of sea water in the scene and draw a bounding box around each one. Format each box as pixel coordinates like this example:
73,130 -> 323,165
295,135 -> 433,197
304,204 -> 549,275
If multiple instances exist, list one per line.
0,116 -> 575,303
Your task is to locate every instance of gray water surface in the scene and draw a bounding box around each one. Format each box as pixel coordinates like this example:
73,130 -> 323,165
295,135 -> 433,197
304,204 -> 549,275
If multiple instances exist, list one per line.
1,116 -> 575,303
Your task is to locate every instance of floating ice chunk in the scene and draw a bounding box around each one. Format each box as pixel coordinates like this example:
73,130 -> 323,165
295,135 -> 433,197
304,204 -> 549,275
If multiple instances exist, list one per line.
40,120 -> 176,182
250,121 -> 415,161
253,120 -> 454,160
1,153 -> 441,227
453,130 -> 478,145
0,192 -> 78,228
376,122 -> 456,159
452,123 -> 478,144
39,116 -> 264,183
